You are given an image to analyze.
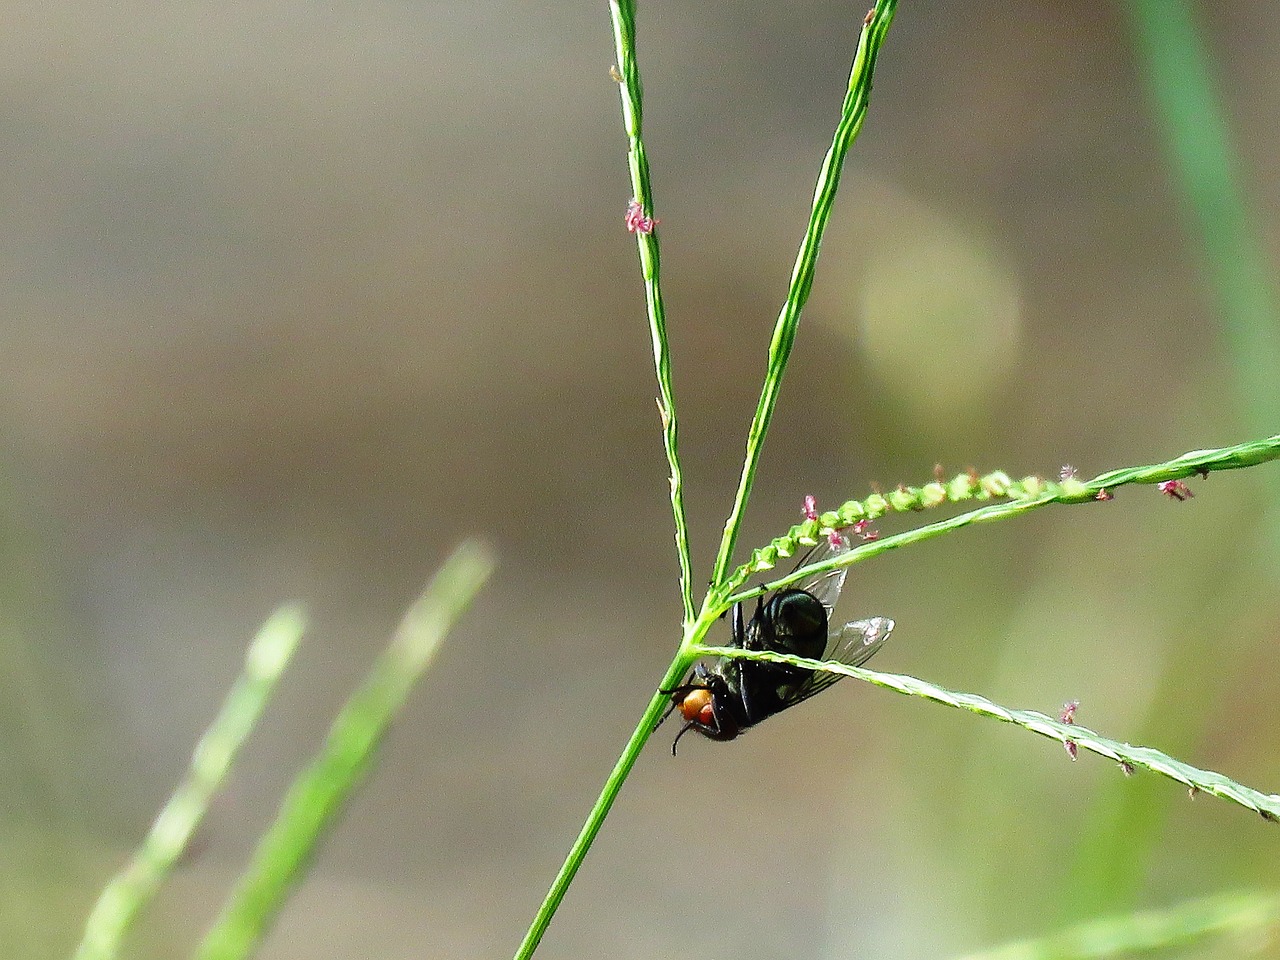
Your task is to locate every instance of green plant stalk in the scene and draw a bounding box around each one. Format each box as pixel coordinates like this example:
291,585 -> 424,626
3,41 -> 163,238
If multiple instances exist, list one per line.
952,889 -> 1280,960
195,541 -> 494,960
609,0 -> 695,626
709,0 -> 898,591
510,649 -> 700,960
72,606 -> 306,960
694,645 -> 1280,822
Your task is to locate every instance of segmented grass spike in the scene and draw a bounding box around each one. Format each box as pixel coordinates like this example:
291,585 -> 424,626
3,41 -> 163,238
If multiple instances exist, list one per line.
708,0 -> 899,591
719,466 -> 1040,597
694,645 -> 1280,823
718,436 -> 1280,602
608,0 -> 696,626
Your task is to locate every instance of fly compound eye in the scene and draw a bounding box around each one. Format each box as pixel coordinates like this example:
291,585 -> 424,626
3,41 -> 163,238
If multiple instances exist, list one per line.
677,687 -> 714,724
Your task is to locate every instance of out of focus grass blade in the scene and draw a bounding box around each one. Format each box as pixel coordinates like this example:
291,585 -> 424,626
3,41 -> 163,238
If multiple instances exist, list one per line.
73,605 -> 307,960
1125,1 -> 1280,525
954,890 -> 1280,960
194,540 -> 495,960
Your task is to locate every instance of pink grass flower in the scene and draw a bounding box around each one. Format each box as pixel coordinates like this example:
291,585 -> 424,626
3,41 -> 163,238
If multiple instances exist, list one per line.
1059,700 -> 1079,761
1158,479 -> 1194,501
624,199 -> 657,235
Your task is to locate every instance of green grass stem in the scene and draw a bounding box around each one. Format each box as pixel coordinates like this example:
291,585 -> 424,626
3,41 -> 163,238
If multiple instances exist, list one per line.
721,435 -> 1280,605
510,652 -> 695,960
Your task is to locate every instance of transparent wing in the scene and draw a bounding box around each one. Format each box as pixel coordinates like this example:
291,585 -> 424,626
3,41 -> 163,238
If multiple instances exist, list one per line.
785,616 -> 895,705
791,537 -> 854,621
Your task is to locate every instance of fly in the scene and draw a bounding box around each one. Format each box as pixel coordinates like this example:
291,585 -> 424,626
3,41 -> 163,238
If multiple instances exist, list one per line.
661,534 -> 893,753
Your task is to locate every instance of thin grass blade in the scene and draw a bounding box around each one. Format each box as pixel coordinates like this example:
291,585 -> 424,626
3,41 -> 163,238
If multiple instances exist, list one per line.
953,889 -> 1280,960
72,605 -> 306,960
194,541 -> 495,960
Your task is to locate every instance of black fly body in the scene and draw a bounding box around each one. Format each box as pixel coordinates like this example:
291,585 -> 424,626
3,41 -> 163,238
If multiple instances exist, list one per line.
662,536 -> 894,753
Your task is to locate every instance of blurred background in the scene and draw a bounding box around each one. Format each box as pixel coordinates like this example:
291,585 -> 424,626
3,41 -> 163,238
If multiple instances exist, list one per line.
3,0 -> 1278,957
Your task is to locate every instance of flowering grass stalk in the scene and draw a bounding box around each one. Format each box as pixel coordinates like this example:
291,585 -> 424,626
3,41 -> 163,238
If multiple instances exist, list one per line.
512,5 -> 900,957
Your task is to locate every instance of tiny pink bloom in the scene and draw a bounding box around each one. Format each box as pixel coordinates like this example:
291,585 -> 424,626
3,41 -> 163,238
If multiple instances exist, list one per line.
1059,464 -> 1077,481
1059,701 -> 1079,760
1096,488 -> 1114,501
624,199 -> 657,235
850,518 -> 879,542
1158,479 -> 1194,501
802,495 -> 819,521
827,529 -> 846,548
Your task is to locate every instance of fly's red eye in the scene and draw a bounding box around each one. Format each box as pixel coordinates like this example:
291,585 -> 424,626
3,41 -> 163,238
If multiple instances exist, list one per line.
678,688 -> 713,724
